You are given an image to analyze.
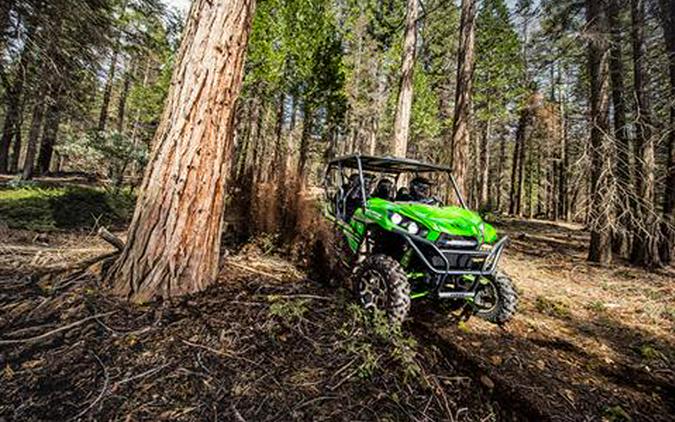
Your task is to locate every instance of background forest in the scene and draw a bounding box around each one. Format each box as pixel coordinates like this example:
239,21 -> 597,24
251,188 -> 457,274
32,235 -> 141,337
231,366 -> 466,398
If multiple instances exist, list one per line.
1,0 -> 673,268
1,1 -> 675,421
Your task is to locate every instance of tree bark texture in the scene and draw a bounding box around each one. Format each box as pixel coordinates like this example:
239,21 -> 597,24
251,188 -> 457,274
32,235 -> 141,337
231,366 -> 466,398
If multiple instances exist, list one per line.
0,41 -> 32,173
606,0 -> 632,255
659,0 -> 675,263
106,0 -> 257,302
586,0 -> 613,264
629,0 -> 660,267
37,84 -> 62,175
21,98 -> 46,180
450,0 -> 477,198
98,46 -> 119,132
391,0 -> 417,157
116,60 -> 134,133
478,120 -> 490,207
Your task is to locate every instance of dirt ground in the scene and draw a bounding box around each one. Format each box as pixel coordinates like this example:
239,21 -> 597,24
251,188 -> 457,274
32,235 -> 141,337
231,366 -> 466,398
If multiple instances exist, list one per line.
0,216 -> 674,421
414,218 -> 675,421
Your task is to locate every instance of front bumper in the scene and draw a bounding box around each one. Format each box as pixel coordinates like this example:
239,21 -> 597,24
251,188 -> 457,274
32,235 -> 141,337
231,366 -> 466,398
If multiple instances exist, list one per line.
402,232 -> 509,277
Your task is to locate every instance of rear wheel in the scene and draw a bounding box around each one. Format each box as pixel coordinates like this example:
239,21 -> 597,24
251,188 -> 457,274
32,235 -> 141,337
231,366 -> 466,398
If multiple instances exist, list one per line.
473,272 -> 518,324
354,254 -> 410,324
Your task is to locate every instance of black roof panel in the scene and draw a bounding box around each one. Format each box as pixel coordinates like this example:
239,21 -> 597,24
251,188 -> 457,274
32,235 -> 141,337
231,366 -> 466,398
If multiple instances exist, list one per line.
328,154 -> 451,173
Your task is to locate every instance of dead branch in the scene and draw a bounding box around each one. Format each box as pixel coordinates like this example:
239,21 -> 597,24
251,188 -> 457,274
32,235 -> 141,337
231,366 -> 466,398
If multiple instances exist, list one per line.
97,227 -> 125,251
0,311 -> 116,345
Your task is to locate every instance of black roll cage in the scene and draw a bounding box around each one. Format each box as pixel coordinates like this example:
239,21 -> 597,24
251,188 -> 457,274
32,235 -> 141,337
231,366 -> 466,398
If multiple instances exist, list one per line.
323,154 -> 468,219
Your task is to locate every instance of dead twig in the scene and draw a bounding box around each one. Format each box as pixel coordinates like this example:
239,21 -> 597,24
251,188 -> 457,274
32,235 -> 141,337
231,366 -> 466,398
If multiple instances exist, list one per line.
0,311 -> 115,345
71,353 -> 109,420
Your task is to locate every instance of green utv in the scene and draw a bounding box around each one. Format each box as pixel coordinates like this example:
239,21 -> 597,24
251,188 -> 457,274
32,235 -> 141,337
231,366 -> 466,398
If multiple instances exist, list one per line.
323,155 -> 518,325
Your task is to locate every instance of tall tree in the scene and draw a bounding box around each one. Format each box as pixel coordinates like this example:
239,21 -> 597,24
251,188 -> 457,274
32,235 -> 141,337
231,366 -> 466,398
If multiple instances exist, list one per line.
659,0 -> 675,263
606,0 -> 631,255
21,96 -> 46,180
474,0 -> 523,208
629,0 -> 660,267
391,0 -> 418,157
586,0 -> 613,264
105,0 -> 257,302
450,0 -> 477,197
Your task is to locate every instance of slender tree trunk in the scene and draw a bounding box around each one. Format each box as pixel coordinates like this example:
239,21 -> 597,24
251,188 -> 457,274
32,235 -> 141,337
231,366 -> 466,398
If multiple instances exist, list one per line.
586,0 -> 613,264
629,0 -> 660,267
98,47 -> 119,132
607,0 -> 632,255
9,120 -> 23,174
558,81 -> 569,220
478,119 -> 491,207
116,60 -> 134,133
0,42 -> 32,173
391,0 -> 418,157
106,0 -> 257,302
0,87 -> 22,173
21,98 -> 46,180
37,84 -> 62,175
497,134 -> 505,212
450,0 -> 477,198
508,116 -> 521,215
510,102 -> 530,216
297,102 -> 314,182
270,93 -> 285,182
659,0 -> 675,263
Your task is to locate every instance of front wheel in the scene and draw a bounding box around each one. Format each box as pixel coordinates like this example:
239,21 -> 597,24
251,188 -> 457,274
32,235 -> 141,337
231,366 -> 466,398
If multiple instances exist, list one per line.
354,254 -> 410,325
473,272 -> 518,325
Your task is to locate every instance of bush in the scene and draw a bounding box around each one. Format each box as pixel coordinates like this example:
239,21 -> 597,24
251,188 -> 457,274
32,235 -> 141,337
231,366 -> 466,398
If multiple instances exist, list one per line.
0,186 -> 135,231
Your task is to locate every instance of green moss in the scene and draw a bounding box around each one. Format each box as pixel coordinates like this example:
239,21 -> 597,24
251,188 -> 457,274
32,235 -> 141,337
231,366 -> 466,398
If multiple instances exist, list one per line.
0,186 -> 135,231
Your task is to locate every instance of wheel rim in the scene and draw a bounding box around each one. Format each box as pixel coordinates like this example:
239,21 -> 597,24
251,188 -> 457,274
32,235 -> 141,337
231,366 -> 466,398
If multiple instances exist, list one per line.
474,278 -> 498,313
358,269 -> 388,310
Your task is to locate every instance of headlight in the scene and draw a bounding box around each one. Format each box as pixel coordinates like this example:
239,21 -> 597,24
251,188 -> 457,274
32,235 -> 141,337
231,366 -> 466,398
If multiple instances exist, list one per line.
391,213 -> 403,225
407,222 -> 419,235
389,212 -> 426,236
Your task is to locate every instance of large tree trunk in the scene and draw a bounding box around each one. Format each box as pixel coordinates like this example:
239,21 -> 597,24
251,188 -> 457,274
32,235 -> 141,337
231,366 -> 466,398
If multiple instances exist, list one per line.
105,0 -> 256,302
21,98 -> 46,180
391,0 -> 417,157
586,0 -> 613,264
629,0 -> 660,267
37,84 -> 62,175
450,0 -> 477,197
659,0 -> 675,263
606,0 -> 632,255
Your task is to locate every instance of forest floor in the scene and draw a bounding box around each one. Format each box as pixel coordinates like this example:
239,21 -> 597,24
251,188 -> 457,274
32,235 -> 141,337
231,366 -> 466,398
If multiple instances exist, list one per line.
1,183 -> 674,421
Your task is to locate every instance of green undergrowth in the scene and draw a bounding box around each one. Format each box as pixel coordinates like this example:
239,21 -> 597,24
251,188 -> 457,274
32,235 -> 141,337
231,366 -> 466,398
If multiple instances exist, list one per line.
0,185 -> 135,231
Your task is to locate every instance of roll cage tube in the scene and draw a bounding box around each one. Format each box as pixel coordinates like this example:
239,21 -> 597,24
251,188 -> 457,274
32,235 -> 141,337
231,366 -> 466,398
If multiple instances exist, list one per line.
324,155 -> 469,211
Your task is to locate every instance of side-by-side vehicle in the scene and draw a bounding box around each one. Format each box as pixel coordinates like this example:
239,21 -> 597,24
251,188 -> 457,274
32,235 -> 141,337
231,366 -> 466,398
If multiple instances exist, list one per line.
323,155 -> 518,324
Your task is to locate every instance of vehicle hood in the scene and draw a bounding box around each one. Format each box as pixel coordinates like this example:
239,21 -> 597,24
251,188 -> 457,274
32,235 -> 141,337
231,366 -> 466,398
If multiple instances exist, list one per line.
366,198 -> 498,244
